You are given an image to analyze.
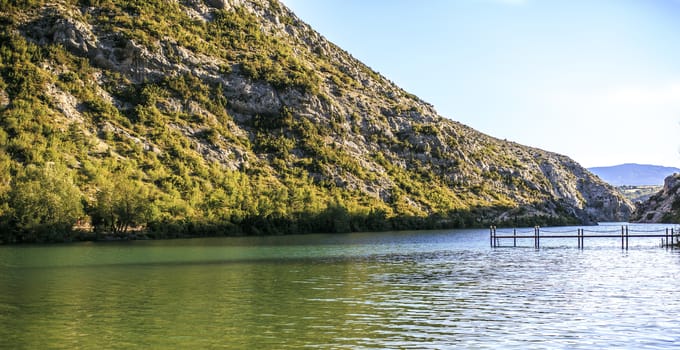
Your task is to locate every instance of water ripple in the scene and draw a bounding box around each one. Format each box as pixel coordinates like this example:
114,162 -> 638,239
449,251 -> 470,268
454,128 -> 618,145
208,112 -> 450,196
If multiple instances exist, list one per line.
2,229 -> 680,349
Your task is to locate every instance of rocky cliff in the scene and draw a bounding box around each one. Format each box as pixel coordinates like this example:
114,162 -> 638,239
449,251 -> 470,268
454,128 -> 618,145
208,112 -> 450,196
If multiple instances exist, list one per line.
0,0 -> 632,240
632,174 -> 680,223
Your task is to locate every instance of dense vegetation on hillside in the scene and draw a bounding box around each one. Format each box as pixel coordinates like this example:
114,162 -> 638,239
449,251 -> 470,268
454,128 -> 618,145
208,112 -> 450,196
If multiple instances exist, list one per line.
0,0 -> 631,243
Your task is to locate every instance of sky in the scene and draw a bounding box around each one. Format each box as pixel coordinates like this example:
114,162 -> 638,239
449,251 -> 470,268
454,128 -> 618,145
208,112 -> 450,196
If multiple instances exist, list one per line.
280,0 -> 680,168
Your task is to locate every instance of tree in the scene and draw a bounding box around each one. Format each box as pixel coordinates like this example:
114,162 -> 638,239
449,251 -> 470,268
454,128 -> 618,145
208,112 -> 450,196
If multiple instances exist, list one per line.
6,164 -> 84,241
90,172 -> 157,236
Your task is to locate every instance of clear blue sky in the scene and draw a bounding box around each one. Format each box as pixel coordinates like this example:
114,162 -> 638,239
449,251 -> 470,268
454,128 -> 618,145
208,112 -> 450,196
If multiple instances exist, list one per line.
281,0 -> 680,168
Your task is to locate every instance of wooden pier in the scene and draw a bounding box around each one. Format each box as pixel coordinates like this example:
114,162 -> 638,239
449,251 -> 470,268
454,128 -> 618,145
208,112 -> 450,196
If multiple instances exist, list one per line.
490,225 -> 677,249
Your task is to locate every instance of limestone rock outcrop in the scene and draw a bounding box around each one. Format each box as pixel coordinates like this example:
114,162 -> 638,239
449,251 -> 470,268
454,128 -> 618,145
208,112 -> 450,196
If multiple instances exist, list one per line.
632,174 -> 680,223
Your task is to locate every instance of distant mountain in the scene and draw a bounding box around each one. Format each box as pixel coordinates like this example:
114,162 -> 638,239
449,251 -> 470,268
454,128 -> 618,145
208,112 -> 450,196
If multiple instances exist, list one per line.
589,164 -> 680,186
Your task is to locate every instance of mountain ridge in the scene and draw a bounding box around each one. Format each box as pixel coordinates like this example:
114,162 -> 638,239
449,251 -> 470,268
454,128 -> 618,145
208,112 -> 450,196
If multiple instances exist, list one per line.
0,0 -> 632,242
589,163 -> 680,186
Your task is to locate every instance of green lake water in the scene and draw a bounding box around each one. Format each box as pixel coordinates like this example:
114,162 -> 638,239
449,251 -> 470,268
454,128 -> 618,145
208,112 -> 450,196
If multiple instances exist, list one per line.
1,225 -> 680,349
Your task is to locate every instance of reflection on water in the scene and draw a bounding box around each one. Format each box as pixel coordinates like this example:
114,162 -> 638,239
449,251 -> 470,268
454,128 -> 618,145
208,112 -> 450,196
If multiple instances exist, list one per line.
1,225 -> 680,349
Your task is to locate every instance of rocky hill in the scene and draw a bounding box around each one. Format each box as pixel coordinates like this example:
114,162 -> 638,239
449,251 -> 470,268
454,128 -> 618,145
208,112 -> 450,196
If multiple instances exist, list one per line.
632,174 -> 680,223
618,185 -> 663,204
0,0 -> 632,242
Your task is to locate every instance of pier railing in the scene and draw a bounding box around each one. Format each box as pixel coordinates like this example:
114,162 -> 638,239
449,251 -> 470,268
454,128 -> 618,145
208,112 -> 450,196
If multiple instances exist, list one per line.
489,225 -> 677,249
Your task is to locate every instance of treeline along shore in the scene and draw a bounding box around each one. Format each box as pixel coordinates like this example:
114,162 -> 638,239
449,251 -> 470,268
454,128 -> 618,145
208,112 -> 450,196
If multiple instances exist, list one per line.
0,165 -> 579,243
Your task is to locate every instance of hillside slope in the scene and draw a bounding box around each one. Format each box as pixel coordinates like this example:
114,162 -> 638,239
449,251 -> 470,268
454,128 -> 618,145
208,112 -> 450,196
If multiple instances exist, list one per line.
618,185 -> 662,203
589,163 -> 680,186
0,0 -> 632,242
632,174 -> 680,223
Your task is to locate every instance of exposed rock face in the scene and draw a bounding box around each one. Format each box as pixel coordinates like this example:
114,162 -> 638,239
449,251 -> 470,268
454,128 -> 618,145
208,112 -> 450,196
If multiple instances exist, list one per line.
632,174 -> 680,223
0,89 -> 8,110
3,0 -> 633,226
24,8 -> 98,57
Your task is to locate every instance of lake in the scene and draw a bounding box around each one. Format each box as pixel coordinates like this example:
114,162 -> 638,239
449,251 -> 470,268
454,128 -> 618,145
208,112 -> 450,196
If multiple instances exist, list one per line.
1,223 -> 680,349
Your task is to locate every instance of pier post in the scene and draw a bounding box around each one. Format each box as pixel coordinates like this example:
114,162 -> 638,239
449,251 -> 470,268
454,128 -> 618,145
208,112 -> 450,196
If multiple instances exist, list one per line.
513,228 -> 516,247
621,226 -> 624,250
534,226 -> 540,249
666,228 -> 669,248
625,225 -> 629,250
490,226 -> 493,248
